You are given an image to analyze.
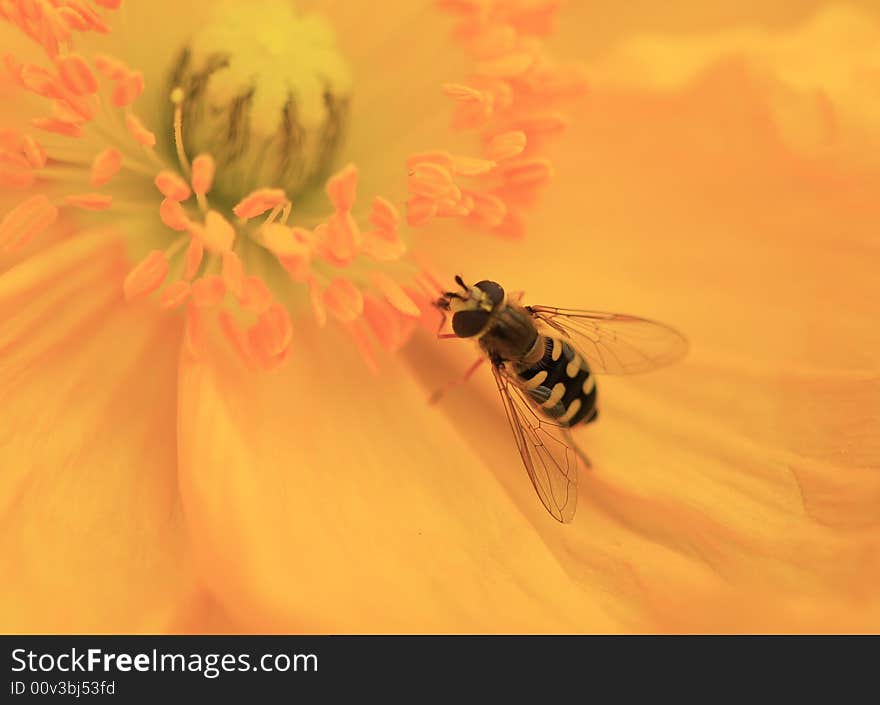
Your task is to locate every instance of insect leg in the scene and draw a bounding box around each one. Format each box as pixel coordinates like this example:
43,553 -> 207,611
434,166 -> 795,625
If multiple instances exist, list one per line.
428,356 -> 486,405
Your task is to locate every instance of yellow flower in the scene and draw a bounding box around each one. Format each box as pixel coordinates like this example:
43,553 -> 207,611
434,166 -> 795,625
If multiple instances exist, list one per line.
2,0 -> 878,633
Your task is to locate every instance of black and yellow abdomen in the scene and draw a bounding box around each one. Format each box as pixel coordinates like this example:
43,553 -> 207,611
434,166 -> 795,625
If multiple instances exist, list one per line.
514,336 -> 598,428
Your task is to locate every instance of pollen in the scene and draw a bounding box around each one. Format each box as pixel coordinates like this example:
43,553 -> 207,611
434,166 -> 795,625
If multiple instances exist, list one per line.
407,0 -> 587,238
0,0 -> 439,373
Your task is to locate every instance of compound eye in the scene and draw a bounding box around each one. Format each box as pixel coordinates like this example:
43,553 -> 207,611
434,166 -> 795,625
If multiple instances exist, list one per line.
474,280 -> 505,308
452,309 -> 490,338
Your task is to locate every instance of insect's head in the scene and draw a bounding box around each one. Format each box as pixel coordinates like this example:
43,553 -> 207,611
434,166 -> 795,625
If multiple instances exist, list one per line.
433,276 -> 506,338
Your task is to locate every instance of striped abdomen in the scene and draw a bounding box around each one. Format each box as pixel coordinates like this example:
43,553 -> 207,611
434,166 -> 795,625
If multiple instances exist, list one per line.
515,336 -> 598,428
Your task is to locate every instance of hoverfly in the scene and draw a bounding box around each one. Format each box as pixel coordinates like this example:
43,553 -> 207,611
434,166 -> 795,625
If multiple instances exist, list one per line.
433,276 -> 687,523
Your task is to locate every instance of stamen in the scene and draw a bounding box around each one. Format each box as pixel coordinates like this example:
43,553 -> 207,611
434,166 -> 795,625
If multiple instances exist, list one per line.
90,148 -> 122,186
369,272 -> 421,317
191,153 -> 215,208
218,310 -> 253,365
221,251 -> 245,298
184,304 -> 206,358
500,157 -> 553,188
126,114 -> 156,146
368,196 -> 400,232
55,53 -> 98,95
198,210 -> 235,252
21,136 -> 47,169
111,71 -> 144,107
323,277 -> 364,322
32,118 -> 82,138
94,54 -> 129,81
232,188 -> 287,220
154,170 -> 192,201
325,163 -> 358,212
191,275 -> 226,308
249,303 -> 292,361
476,51 -> 535,78
486,130 -> 526,161
64,193 -> 113,210
0,194 -> 58,251
406,197 -> 438,227
160,280 -> 191,309
240,276 -> 272,314
159,198 -> 191,231
123,250 -> 169,300
183,238 -> 204,280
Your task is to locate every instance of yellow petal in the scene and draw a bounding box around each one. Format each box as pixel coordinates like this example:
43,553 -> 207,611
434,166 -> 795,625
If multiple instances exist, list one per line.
0,231 -> 197,632
177,321 -> 621,632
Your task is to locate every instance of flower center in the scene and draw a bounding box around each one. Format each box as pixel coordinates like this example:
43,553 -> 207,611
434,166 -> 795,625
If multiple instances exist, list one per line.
167,2 -> 352,204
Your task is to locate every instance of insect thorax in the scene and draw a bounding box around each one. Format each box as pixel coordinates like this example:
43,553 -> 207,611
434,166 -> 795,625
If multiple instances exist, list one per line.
478,304 -> 542,364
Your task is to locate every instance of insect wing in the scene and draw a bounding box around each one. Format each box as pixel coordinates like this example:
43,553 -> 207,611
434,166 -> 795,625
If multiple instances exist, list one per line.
530,306 -> 688,375
492,365 -> 586,523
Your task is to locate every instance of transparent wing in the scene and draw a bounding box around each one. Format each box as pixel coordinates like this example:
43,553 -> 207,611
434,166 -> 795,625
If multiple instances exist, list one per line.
492,364 -> 588,523
529,306 -> 688,375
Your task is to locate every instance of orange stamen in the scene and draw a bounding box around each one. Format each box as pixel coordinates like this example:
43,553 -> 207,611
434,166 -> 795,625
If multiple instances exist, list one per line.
501,157 -> 553,188
57,7 -> 90,32
218,310 -> 254,366
232,188 -> 287,220
407,162 -> 460,201
323,277 -> 364,322
90,147 -> 122,186
368,196 -> 400,232
512,113 -> 568,135
183,238 -> 204,280
240,276 -> 273,314
249,303 -> 292,358
463,189 -> 506,227
55,53 -> 98,96
93,53 -> 130,80
159,198 -> 191,232
0,194 -> 58,251
221,250 -> 245,298
325,163 -> 358,212
21,135 -> 47,169
260,223 -> 306,257
191,153 -> 215,196
64,193 -> 113,210
406,196 -> 438,227
21,64 -> 63,99
191,275 -> 226,308
309,278 -> 327,327
369,271 -> 421,317
184,304 -> 206,359
363,295 -> 402,352
154,170 -> 192,201
322,211 -> 361,264
486,130 -> 527,161
407,150 -> 455,171
125,114 -> 156,147
160,280 -> 191,309
111,71 -> 144,107
452,155 -> 495,176
123,250 -> 169,300
476,51 -> 535,78
199,210 -> 235,252
31,118 -> 82,138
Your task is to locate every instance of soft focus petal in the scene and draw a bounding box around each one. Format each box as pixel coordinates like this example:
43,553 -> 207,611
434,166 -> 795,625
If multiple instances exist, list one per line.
177,323 -> 620,632
581,4 -> 880,167
411,8 -> 880,631
0,230 -> 197,632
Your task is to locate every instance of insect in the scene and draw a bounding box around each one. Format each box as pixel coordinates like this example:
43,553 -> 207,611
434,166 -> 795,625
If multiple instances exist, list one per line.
433,276 -> 688,523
